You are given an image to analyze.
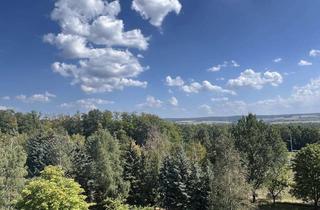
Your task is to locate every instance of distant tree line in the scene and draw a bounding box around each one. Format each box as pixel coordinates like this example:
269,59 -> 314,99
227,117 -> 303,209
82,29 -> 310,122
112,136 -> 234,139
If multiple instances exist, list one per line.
1,109 -> 320,209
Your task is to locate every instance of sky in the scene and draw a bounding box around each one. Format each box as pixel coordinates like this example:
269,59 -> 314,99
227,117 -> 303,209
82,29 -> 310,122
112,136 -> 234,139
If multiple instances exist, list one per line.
1,0 -> 320,118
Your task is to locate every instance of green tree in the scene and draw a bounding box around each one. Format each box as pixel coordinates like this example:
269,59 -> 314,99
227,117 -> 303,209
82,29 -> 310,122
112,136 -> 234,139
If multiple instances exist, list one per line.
232,114 -> 287,202
188,163 -> 209,210
159,147 -> 190,210
123,141 -> 144,206
291,143 -> 320,209
15,111 -> 41,135
266,164 -> 290,205
207,134 -> 251,210
85,129 -> 129,208
26,130 -> 74,177
16,166 -> 91,210
0,110 -> 18,134
0,134 -> 27,209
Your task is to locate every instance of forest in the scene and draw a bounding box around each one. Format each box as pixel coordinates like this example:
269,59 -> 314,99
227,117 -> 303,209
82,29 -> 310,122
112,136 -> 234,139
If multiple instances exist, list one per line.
1,109 -> 320,210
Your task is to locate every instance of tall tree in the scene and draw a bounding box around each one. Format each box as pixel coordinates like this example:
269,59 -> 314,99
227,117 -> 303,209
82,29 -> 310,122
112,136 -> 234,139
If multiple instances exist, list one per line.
0,134 -> 27,209
207,134 -> 251,210
232,114 -> 287,202
123,141 -> 144,206
85,129 -> 129,208
159,147 -> 190,210
292,143 -> 320,210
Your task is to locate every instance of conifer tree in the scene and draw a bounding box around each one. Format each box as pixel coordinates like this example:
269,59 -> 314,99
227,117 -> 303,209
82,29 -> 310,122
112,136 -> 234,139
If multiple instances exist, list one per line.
159,147 -> 190,210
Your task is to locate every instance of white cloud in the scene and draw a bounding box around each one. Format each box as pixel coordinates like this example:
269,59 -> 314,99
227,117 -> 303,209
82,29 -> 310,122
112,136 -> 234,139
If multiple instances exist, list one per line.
132,0 -> 182,27
1,96 -> 10,100
16,92 -> 56,103
199,104 -> 213,114
227,69 -> 283,89
207,60 -> 240,72
211,97 -> 229,102
45,0 -> 150,93
309,49 -> 320,57
61,98 -> 114,110
200,77 -> 320,116
181,82 -> 203,93
137,96 -> 163,108
165,76 -> 184,87
298,59 -> 312,66
0,106 -> 8,110
166,76 -> 235,95
168,96 -> 178,106
273,58 -> 282,63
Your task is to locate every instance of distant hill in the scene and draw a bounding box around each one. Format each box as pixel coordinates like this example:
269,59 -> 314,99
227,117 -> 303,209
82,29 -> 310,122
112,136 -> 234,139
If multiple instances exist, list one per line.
167,113 -> 320,124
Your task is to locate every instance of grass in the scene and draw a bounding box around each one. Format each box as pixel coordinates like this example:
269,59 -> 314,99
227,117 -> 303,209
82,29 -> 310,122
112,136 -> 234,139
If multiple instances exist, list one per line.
259,202 -> 313,210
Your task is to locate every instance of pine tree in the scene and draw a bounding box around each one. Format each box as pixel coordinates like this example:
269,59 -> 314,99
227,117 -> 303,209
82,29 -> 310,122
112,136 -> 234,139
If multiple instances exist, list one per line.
26,130 -> 74,177
123,141 -> 144,206
159,147 -> 190,210
188,163 -> 209,210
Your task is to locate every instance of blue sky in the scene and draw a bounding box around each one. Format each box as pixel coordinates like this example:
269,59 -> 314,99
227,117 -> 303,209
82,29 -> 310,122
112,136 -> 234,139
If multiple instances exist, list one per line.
1,0 -> 320,117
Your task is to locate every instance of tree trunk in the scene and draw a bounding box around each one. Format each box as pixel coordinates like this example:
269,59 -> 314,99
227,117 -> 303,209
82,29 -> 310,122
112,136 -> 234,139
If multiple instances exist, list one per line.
252,192 -> 256,203
272,195 -> 276,205
315,200 -> 318,210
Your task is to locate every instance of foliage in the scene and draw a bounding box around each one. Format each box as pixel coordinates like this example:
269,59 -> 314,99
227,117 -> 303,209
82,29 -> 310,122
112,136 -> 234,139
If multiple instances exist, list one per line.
16,166 -> 91,210
232,114 -> 288,202
26,130 -> 74,177
0,134 -> 27,209
266,163 -> 290,204
291,143 -> 320,208
207,133 -> 252,210
159,146 -> 191,210
85,129 -> 129,207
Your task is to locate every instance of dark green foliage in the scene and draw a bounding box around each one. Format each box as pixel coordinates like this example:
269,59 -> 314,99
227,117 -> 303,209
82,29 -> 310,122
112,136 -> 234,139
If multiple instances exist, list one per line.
187,163 -> 209,210
123,141 -> 144,206
159,147 -> 190,210
26,130 -> 74,177
292,143 -> 320,208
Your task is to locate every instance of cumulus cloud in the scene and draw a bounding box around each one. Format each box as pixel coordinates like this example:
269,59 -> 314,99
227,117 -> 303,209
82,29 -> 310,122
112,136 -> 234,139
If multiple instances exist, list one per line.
61,98 -> 114,110
45,0 -> 150,93
207,60 -> 240,72
273,58 -> 282,63
166,76 -> 235,95
16,92 -> 56,103
298,59 -> 312,66
165,76 -> 184,87
200,77 -> 320,116
137,96 -> 163,108
309,49 -> 320,57
132,0 -> 182,27
227,69 -> 283,89
168,96 -> 178,106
